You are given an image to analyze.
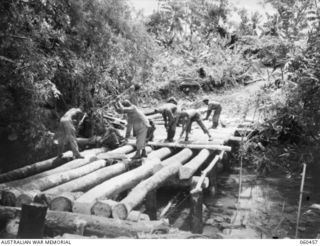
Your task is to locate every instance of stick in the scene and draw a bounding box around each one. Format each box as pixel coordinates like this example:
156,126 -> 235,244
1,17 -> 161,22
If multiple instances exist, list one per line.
190,151 -> 225,194
295,163 -> 307,239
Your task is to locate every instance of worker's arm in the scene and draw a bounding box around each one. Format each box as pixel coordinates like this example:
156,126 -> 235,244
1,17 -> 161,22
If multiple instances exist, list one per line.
116,101 -> 135,114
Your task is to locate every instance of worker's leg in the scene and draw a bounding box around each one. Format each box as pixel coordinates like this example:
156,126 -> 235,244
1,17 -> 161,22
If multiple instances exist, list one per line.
167,119 -> 176,142
146,120 -> 156,142
185,121 -> 193,141
132,127 -> 148,159
66,123 -> 84,159
68,137 -> 84,159
57,138 -> 66,158
196,115 -> 212,141
162,111 -> 168,129
212,105 -> 222,129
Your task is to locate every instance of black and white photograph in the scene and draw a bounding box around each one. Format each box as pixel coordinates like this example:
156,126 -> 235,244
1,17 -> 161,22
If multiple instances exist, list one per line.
0,0 -> 320,242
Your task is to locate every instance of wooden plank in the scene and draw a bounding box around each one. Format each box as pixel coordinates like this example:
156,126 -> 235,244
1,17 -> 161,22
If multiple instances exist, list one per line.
190,151 -> 225,194
128,140 -> 231,152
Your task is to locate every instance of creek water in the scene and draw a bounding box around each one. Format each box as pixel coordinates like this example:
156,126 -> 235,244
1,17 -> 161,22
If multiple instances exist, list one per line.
196,168 -> 320,238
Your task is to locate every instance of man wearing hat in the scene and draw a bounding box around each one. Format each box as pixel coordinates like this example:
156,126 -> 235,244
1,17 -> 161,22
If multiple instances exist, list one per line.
114,99 -> 150,159
203,98 -> 222,129
155,97 -> 178,142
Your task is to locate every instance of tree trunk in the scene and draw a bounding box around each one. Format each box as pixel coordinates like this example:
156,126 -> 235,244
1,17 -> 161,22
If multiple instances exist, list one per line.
1,146 -> 134,206
0,152 -> 73,184
1,147 -> 107,189
49,192 -> 84,212
2,160 -> 106,207
178,149 -> 210,180
129,141 -> 231,152
112,148 -> 193,220
91,199 -> 118,217
21,160 -> 106,191
33,192 -> 83,211
73,148 -> 172,215
91,200 -> 150,221
0,206 -> 170,238
44,147 -> 152,194
0,148 -> 105,186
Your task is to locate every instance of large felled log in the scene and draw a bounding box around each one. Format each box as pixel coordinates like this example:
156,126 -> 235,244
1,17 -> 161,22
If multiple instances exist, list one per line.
0,206 -> 170,238
129,140 -> 231,152
49,192 -> 84,212
112,148 -> 193,220
0,152 -> 73,184
1,146 -> 133,203
0,148 -> 106,185
34,192 -> 83,211
91,200 -> 149,221
179,149 -> 210,180
3,160 -> 106,207
21,160 -> 107,191
191,151 -> 225,194
1,148 -> 106,189
44,147 -> 152,195
91,199 -> 118,217
73,148 -> 172,215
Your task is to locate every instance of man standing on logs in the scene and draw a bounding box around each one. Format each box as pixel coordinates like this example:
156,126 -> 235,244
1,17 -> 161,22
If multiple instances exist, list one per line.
176,109 -> 213,142
203,98 -> 222,129
155,97 -> 178,142
114,99 -> 150,159
55,108 -> 86,159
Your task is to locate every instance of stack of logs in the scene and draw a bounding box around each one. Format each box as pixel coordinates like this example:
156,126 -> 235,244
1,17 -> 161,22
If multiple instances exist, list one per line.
0,128 -> 238,238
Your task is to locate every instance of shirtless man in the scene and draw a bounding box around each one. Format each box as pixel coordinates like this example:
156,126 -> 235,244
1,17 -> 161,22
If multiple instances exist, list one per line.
155,97 -> 178,142
176,109 -> 213,142
55,108 -> 86,159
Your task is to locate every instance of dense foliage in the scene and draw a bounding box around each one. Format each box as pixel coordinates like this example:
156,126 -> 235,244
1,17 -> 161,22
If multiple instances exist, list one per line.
0,0 -> 154,168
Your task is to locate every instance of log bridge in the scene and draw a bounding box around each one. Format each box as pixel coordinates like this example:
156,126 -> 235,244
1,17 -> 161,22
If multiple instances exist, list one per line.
0,125 -> 251,238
